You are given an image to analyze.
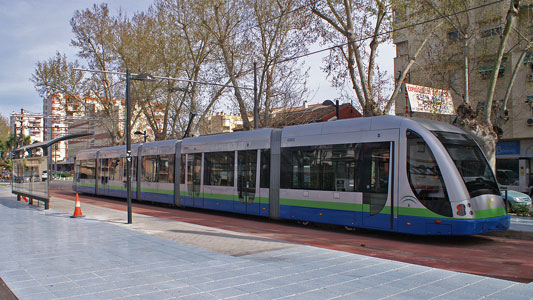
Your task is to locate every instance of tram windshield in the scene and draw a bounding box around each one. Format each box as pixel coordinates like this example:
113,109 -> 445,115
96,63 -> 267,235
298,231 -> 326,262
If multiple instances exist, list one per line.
433,131 -> 499,198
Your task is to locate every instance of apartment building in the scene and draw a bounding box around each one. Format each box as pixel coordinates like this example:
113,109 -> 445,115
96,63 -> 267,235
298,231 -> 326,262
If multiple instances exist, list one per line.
199,112 -> 243,135
393,1 -> 533,193
9,110 -> 43,145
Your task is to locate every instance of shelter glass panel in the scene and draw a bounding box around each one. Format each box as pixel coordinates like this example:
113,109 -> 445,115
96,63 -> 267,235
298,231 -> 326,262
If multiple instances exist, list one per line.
12,156 -> 48,199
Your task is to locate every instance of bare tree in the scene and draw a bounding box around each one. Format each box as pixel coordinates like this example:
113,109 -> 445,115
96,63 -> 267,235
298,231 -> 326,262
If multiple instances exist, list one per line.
310,0 -> 436,116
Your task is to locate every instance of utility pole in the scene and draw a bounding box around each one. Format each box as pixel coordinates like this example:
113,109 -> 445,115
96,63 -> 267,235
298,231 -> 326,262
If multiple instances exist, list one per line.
253,62 -> 258,129
126,69 -> 132,224
20,109 -> 24,147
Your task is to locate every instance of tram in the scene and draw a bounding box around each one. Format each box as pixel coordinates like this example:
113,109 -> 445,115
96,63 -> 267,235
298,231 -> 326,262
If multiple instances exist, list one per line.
73,115 -> 510,235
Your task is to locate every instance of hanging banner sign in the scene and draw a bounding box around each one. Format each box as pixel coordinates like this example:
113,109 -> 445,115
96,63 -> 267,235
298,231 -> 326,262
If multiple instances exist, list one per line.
405,83 -> 456,115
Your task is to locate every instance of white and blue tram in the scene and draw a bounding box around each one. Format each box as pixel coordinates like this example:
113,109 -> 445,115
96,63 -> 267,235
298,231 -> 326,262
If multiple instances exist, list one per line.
73,115 -> 510,235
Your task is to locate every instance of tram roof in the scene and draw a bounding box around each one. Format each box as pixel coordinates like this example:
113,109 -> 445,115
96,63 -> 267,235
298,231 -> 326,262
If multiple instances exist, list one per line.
97,144 -> 141,158
282,115 -> 405,138
181,128 -> 273,153
411,117 -> 465,134
140,139 -> 178,156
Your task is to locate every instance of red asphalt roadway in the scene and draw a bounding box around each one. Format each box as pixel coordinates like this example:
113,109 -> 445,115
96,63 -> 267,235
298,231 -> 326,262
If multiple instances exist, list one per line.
51,187 -> 533,283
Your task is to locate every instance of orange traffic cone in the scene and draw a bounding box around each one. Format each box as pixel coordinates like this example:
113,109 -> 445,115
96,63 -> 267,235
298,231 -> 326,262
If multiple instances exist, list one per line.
71,193 -> 84,218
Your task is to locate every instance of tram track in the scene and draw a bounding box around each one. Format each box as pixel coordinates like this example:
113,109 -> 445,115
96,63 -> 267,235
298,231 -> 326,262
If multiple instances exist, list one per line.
50,186 -> 533,283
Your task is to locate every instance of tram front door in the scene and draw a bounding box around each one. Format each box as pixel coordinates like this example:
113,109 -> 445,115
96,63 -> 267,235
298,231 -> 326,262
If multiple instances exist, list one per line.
187,153 -> 203,207
234,150 -> 259,214
360,141 -> 394,230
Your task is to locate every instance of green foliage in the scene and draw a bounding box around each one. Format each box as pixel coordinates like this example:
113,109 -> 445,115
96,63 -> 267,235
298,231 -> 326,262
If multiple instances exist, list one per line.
0,133 -> 30,169
56,172 -> 73,178
511,203 -> 532,217
31,1 -> 315,142
0,115 -> 9,143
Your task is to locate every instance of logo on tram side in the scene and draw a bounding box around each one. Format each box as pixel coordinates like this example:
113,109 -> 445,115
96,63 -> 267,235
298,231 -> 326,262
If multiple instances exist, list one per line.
400,195 -> 418,207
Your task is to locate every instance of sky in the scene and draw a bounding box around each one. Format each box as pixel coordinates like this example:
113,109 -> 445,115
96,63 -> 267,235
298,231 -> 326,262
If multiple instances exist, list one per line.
0,0 -> 394,120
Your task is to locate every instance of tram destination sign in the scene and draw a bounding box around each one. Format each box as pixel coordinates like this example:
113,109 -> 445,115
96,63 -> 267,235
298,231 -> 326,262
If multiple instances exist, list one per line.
405,83 -> 455,115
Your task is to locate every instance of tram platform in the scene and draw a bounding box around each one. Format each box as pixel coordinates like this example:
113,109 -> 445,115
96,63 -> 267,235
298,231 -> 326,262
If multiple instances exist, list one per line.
0,186 -> 532,300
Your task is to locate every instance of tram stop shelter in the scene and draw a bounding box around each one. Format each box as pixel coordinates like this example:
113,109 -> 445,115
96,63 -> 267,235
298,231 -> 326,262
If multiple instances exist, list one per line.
11,133 -> 91,209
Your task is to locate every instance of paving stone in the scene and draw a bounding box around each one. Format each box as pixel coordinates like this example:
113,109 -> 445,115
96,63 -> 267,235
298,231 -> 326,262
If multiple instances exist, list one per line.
1,188 -> 532,300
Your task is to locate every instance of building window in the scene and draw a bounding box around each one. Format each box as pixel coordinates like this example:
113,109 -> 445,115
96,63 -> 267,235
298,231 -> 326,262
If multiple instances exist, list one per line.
481,25 -> 502,38
479,58 -> 506,79
396,41 -> 408,57
447,31 -> 460,41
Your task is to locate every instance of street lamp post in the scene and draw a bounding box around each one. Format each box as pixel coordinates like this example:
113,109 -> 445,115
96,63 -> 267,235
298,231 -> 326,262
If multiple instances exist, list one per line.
134,130 -> 147,143
75,67 -> 248,224
323,99 -> 340,120
125,69 -> 155,224
126,69 -> 132,224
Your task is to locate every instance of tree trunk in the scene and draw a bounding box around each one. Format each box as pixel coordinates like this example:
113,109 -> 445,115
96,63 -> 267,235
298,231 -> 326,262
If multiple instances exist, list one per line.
484,0 -> 520,122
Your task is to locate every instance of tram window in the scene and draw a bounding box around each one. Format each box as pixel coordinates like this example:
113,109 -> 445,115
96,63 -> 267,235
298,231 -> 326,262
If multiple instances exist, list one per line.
87,160 -> 95,179
142,156 -> 158,182
79,159 -> 96,180
281,144 -> 355,191
109,158 -> 122,181
79,160 -> 89,179
407,130 -> 452,217
180,155 -> 186,184
354,143 -> 389,193
434,131 -> 499,197
260,150 -> 270,188
158,155 -> 174,183
99,159 -> 109,183
204,151 -> 234,186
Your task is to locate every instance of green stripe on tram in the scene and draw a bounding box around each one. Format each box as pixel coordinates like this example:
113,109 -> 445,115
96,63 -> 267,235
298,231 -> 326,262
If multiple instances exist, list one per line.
79,183 -> 95,188
397,207 -> 453,219
179,191 -> 270,204
140,187 -> 173,195
474,208 -> 506,219
280,198 -> 363,212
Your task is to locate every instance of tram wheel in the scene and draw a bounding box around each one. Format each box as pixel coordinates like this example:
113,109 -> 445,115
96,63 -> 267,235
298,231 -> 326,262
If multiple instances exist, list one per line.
345,226 -> 356,232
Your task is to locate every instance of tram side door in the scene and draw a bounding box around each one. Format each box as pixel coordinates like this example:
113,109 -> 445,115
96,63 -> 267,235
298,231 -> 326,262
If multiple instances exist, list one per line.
187,153 -> 203,207
360,140 -> 395,230
99,158 -> 109,194
235,150 -> 258,214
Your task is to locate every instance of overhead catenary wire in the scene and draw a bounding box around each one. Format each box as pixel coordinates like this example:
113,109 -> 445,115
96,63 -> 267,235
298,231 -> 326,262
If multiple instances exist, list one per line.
264,0 -> 507,69
73,0 -> 505,92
